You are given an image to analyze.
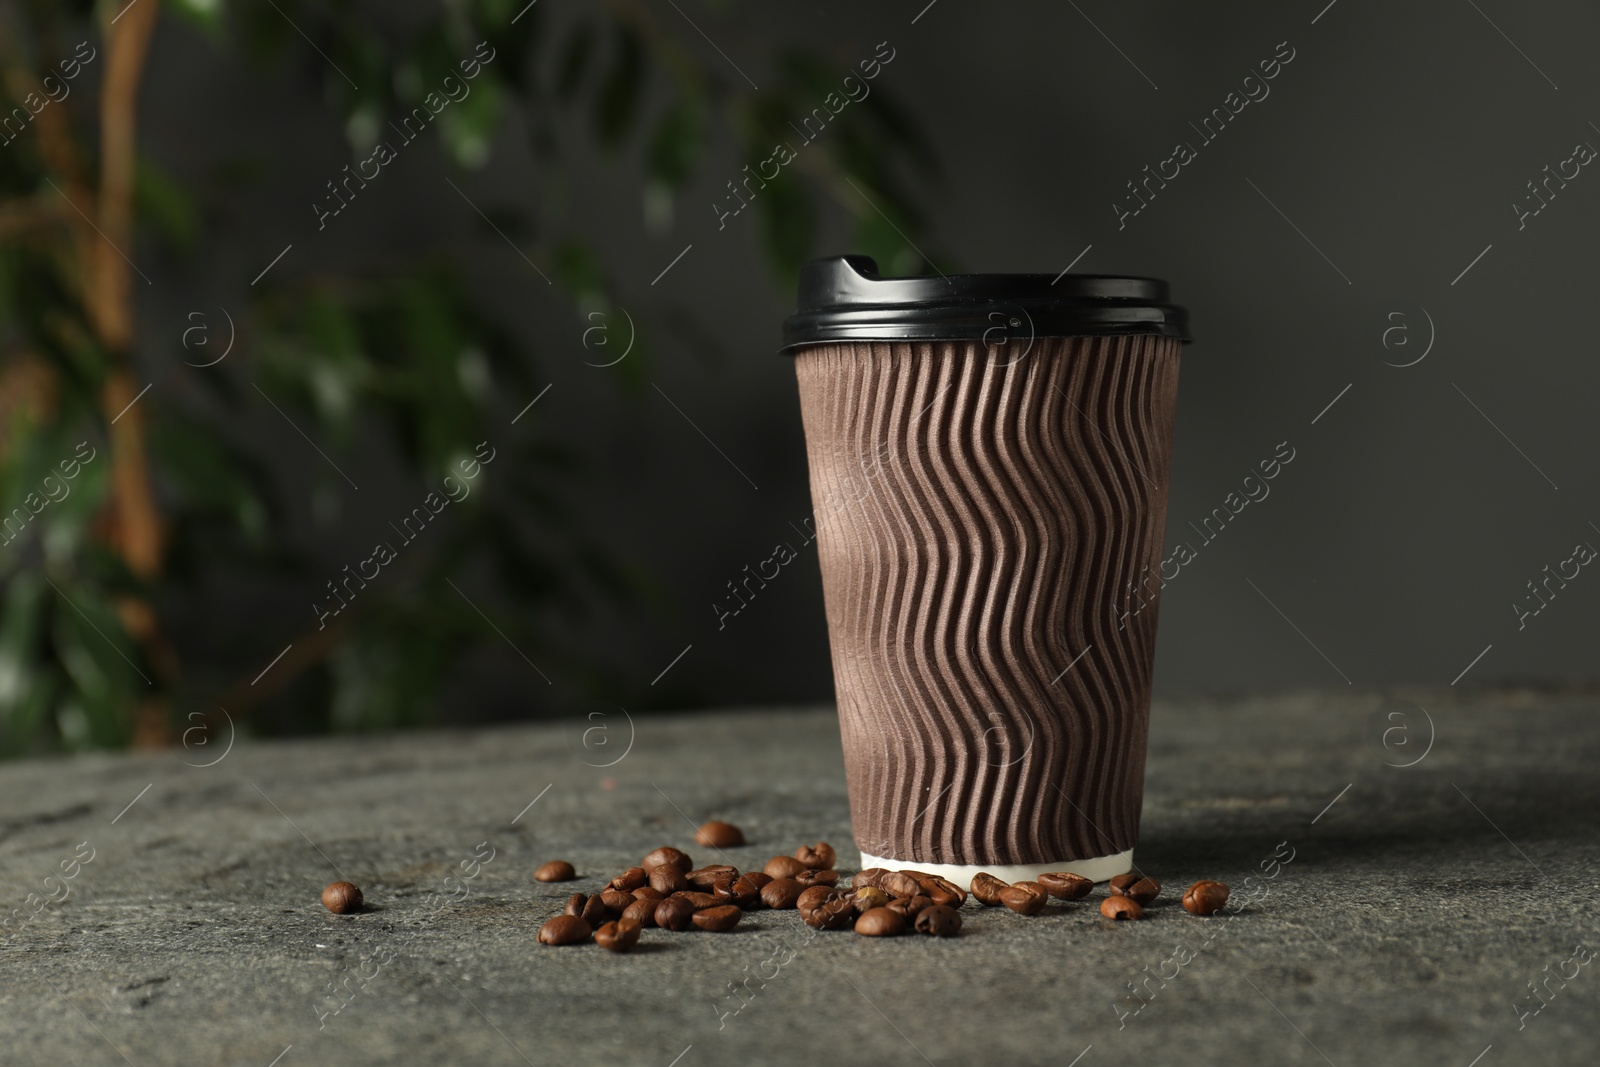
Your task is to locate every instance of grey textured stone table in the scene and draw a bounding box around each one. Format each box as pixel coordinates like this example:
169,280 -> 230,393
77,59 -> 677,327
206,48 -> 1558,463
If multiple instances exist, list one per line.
2,686 -> 1597,1067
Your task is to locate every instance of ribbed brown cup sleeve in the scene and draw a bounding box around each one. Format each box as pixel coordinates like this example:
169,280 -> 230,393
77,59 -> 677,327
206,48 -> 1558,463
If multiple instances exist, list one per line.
794,335 -> 1181,865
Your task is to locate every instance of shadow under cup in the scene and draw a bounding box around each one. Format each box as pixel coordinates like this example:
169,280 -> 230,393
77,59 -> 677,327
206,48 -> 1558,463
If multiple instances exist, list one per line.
781,255 -> 1191,885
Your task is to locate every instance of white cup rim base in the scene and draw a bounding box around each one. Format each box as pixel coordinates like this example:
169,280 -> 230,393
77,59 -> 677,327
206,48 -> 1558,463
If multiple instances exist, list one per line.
856,848 -> 1134,888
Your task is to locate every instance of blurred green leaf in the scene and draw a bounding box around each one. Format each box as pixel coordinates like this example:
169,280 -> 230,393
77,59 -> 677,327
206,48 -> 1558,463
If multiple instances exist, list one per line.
167,0 -> 226,34
475,0 -> 531,33
148,416 -> 272,543
646,100 -> 701,187
0,571 -> 47,752
50,580 -> 135,748
134,158 -> 199,250
298,294 -> 369,431
438,75 -> 501,169
40,439 -> 109,566
551,239 -> 605,299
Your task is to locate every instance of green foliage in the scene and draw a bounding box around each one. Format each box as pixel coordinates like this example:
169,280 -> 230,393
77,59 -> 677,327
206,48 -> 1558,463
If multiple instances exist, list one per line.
646,99 -> 703,188
135,160 -> 201,250
166,0 -> 227,35
0,0 -> 939,754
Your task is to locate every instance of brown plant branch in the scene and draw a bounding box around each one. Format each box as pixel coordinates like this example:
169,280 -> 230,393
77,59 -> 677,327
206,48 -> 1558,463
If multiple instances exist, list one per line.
91,0 -> 171,746
95,1 -> 163,565
0,194 -> 67,240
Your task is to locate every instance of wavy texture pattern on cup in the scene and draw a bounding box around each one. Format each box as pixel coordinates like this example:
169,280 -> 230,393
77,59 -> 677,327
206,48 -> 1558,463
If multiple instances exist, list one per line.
794,335 -> 1181,866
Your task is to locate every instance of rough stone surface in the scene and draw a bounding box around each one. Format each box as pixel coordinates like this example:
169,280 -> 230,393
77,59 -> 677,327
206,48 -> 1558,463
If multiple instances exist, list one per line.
1,686 -> 1597,1066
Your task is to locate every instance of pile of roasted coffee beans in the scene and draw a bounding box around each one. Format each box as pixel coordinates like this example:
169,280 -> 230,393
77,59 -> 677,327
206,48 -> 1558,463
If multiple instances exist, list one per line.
532,826 -> 933,952
317,817 -> 1231,945
966,866 -> 1236,920
516,819 -> 1232,951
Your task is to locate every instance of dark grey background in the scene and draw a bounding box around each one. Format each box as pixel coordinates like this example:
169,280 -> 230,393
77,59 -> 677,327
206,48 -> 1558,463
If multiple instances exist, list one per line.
138,0 -> 1600,719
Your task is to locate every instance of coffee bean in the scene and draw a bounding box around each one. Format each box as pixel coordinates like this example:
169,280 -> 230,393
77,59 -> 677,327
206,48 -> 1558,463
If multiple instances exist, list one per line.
1113,877 -> 1161,906
695,821 -> 745,848
742,871 -> 773,891
854,907 -> 905,937
853,868 -> 888,889
793,868 -> 840,888
654,896 -> 696,931
914,905 -> 963,937
321,881 -> 363,914
692,905 -> 743,932
642,847 -> 693,873
849,886 -> 890,914
764,856 -> 808,880
533,860 -> 576,883
713,875 -> 761,909
610,867 -> 648,892
998,882 -> 1048,916
1100,896 -> 1144,921
621,898 -> 658,927
879,872 -> 922,898
538,914 -> 592,945
686,864 -> 738,890
795,842 -> 837,870
580,894 -> 609,927
563,893 -> 587,918
1182,880 -> 1230,916
649,865 -> 689,895
918,876 -> 967,908
898,869 -> 935,881
1108,873 -> 1140,895
599,889 -> 635,914
672,891 -> 723,910
896,895 -> 934,921
886,894 -> 934,921
1037,872 -> 1094,901
796,886 -> 853,930
632,887 -> 664,901
969,872 -> 1007,907
594,916 -> 642,952
760,878 -> 804,910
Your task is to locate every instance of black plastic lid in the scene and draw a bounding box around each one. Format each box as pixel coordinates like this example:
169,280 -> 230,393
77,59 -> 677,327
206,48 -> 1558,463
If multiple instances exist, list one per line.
779,254 -> 1191,353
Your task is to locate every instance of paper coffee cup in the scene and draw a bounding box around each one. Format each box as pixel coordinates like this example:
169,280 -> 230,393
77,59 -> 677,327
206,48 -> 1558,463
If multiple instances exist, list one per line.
781,255 -> 1191,885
